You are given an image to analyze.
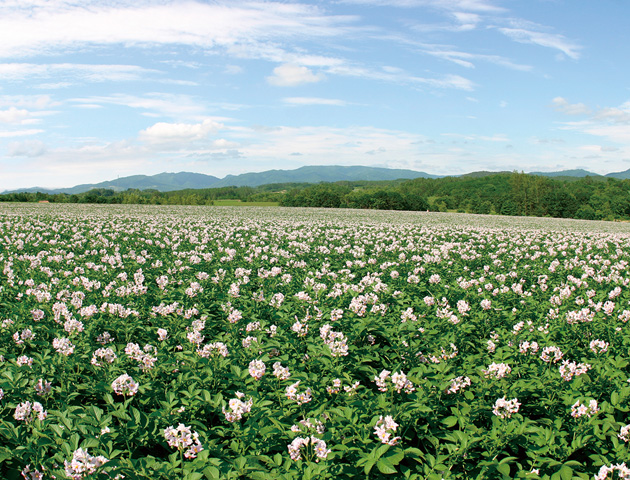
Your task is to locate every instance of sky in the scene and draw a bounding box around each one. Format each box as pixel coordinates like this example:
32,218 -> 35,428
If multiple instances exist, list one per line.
1,0 -> 630,191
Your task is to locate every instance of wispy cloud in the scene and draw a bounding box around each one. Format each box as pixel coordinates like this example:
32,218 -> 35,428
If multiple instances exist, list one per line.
0,63 -> 158,82
0,1 -> 358,59
326,63 -> 475,90
422,47 -> 532,71
0,128 -> 44,138
70,93 -> 221,120
6,139 -> 47,157
0,95 -> 59,110
553,98 -> 630,145
497,26 -> 581,59
283,97 -> 348,106
340,0 -> 505,13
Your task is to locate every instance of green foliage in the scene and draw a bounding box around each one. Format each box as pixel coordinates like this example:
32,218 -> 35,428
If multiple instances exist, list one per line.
1,204 -> 630,479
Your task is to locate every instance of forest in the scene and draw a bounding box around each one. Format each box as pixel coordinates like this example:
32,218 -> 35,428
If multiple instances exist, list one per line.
2,172 -> 629,221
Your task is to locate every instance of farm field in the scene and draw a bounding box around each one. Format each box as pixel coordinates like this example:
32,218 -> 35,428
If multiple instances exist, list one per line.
2,203 -> 630,479
211,200 -> 280,207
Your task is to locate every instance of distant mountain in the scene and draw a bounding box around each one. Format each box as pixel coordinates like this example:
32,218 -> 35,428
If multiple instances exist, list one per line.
211,165 -> 439,188
605,168 -> 630,179
7,166 -> 630,195
5,172 -> 221,195
3,166 -> 437,194
528,169 -> 601,178
64,172 -> 221,194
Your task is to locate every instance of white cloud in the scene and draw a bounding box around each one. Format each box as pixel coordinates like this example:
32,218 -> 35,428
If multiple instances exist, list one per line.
497,27 -> 580,59
552,97 -> 591,115
426,74 -> 474,90
211,139 -> 240,149
340,0 -> 505,13
70,93 -> 218,120
283,97 -> 348,106
595,103 -> 630,124
422,48 -> 531,71
0,128 -> 43,137
0,107 -> 31,124
327,64 -> 475,90
139,119 -> 223,144
267,64 -> 324,86
0,1 -> 358,59
7,139 -> 47,157
224,65 -> 244,75
0,63 -> 157,82
234,125 -> 428,165
0,95 -> 57,109
553,99 -> 630,146
581,125 -> 630,144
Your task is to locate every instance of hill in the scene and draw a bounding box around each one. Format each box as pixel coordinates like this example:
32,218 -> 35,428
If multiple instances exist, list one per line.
528,169 -> 601,178
3,165 -> 437,194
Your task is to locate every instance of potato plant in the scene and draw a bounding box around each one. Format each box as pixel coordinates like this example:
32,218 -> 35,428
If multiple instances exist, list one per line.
1,203 -> 630,479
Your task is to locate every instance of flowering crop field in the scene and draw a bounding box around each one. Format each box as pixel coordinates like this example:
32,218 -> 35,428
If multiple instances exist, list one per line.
3,203 -> 630,480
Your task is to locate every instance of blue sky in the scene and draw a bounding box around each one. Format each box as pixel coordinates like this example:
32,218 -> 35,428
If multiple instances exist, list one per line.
1,0 -> 629,191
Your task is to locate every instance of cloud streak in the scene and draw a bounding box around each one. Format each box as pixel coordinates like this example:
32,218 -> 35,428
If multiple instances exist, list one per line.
0,1 -> 358,59
497,27 -> 581,59
0,63 -> 157,83
283,97 -> 348,106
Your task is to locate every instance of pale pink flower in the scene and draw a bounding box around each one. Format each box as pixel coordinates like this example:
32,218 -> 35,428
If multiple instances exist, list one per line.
248,359 -> 266,380
374,415 -> 401,445
157,328 -> 168,341
111,373 -> 139,396
492,397 -> 520,418
53,337 -> 75,356
571,399 -> 599,418
273,362 -> 291,380
222,395 -> 253,422
64,448 -> 109,480
447,376 -> 471,394
288,436 -> 330,461
34,379 -> 52,396
14,401 -> 47,423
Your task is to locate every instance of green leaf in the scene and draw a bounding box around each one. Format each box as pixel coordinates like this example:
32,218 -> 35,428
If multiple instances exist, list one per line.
81,437 -> 100,449
0,450 -> 13,464
496,463 -> 510,476
183,472 -> 204,480
385,449 -> 404,466
611,391 -> 619,406
373,444 -> 390,460
442,416 -> 458,428
363,458 -> 376,475
559,465 -> 573,480
377,458 -> 398,474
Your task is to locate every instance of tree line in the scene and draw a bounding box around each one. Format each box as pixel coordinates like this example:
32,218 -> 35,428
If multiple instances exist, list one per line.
2,172 -> 630,221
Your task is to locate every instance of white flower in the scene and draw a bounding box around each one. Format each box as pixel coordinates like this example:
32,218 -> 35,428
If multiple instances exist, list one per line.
64,448 -> 109,480
222,396 -> 253,422
374,415 -> 401,445
248,359 -> 266,380
492,397 -> 520,418
111,373 -> 139,396
163,424 -> 203,458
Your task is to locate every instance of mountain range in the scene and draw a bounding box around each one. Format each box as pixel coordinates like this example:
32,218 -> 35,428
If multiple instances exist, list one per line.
4,165 -> 630,194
